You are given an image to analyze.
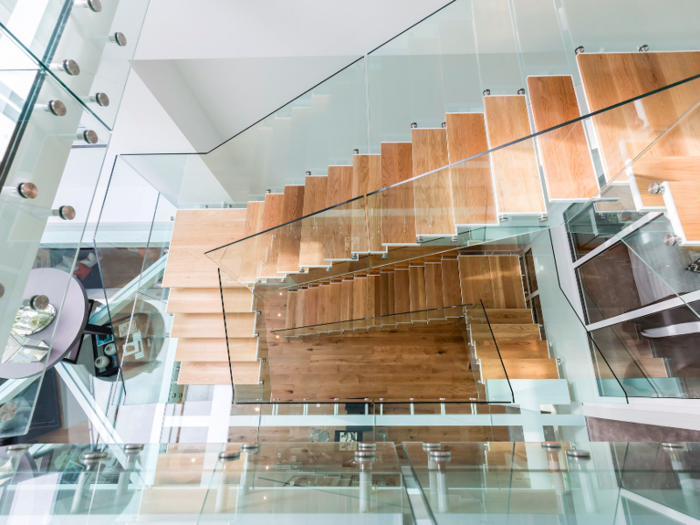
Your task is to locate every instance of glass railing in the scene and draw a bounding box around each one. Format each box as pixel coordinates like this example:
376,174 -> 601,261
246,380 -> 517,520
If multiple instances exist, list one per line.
205,74 -> 700,292
119,0 -> 700,188
0,34 -> 112,436
0,0 -> 150,129
404,441 -> 700,523
0,442 -> 696,522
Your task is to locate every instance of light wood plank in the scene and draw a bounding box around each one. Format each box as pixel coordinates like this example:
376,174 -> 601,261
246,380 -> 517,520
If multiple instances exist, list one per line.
475,341 -> 548,360
411,128 -> 456,235
277,185 -> 305,273
239,202 -> 265,282
489,256 -> 526,309
166,288 -> 252,314
484,96 -> 546,213
578,52 -> 700,182
352,277 -> 368,325
379,272 -> 393,317
304,286 -> 320,326
424,263 -> 445,319
409,265 -> 427,321
666,180 -> 700,242
324,166 -> 354,261
446,113 -> 497,225
527,76 -> 598,200
294,288 -> 306,328
441,258 -> 463,307
471,323 -> 541,342
178,361 -> 259,385
298,176 -> 328,267
459,256 -> 494,307
458,255 -> 525,309
171,313 -> 256,339
629,156 -> 700,208
480,358 -> 558,380
367,275 -> 382,323
380,143 -> 416,244
350,155 -> 382,253
340,279 -> 354,322
328,282 -> 342,324
175,338 -> 257,362
257,193 -> 285,278
163,209 -> 247,288
394,268 -> 411,314
286,291 -> 299,329
483,309 -> 533,324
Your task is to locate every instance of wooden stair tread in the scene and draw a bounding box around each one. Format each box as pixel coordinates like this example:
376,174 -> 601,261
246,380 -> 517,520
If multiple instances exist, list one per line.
441,258 -> 463,307
475,343 -> 548,360
480,358 -> 559,380
471,323 -> 541,342
171,312 -> 256,339
411,128 -> 456,235
484,95 -> 545,214
239,201 -> 265,282
458,256 -> 526,309
167,288 -> 252,314
424,263 -> 445,319
446,113 -> 497,225
481,309 -> 533,324
162,209 -> 247,288
178,361 -> 259,385
298,175 -> 329,267
629,156 -> 700,209
380,142 -> 416,244
577,52 -> 700,182
175,338 -> 257,362
526,76 -> 598,201
257,193 -> 285,278
277,185 -> 305,273
408,266 -> 428,321
324,166 -> 354,261
664,180 -> 700,243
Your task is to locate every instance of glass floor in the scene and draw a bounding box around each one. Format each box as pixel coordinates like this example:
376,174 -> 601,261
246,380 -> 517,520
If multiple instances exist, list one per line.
0,442 -> 696,523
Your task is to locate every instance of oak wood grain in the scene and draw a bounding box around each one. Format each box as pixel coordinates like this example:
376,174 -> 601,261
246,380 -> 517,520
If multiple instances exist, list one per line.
484,96 -> 546,213
277,185 -> 305,273
324,166 -> 354,260
527,76 -> 598,200
446,113 -> 498,224
380,142 -> 416,244
411,129 -> 456,235
258,193 -> 285,278
298,176 -> 329,267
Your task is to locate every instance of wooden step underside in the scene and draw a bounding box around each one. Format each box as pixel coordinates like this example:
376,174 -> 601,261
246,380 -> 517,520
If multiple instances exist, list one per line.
178,361 -> 260,385
171,313 -> 256,339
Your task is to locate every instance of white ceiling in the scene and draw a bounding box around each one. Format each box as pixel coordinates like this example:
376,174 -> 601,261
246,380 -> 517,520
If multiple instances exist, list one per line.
128,0 -> 450,151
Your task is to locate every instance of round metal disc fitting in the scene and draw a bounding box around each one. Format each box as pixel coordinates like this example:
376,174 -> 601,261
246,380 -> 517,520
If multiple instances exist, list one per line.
7,444 -> 30,453
483,88 -> 491,96
18,182 -> 39,199
662,442 -> 685,449
639,44 -> 649,53
664,233 -> 681,247
517,88 -> 525,95
47,100 -> 67,116
87,0 -> 102,12
648,182 -> 662,195
58,206 -> 76,221
62,59 -> 80,76
358,443 -> 377,451
113,32 -> 127,47
429,450 -> 452,459
541,442 -> 562,450
124,444 -> 144,452
81,451 -> 108,462
355,450 -> 376,459
95,92 -> 110,107
82,130 -> 98,144
29,295 -> 49,310
0,284 -> 4,300
219,451 -> 241,461
241,443 -> 259,450
575,46 -> 585,55
566,449 -> 591,459
422,442 -> 441,451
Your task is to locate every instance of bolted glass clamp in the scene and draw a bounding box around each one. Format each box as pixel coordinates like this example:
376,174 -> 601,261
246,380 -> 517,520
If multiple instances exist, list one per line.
483,89 -> 491,96
648,182 -> 663,195
305,171 -> 311,176
517,88 -> 525,95
441,122 -> 446,128
353,149 -> 359,154
638,44 -> 649,53
90,92 -> 110,107
79,130 -> 99,144
109,32 -> 128,46
40,100 -> 67,116
74,0 -> 102,11
3,182 -> 39,199
51,59 -> 80,76
410,122 -> 417,129
54,206 -> 76,220
575,46 -> 585,55
23,295 -> 49,310
664,233 -> 681,247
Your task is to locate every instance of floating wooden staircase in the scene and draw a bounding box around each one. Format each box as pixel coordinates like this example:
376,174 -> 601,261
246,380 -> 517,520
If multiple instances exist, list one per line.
162,210 -> 261,386
173,50 -> 700,388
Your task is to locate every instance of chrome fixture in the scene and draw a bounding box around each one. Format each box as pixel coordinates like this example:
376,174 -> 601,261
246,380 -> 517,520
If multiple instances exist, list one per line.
483,89 -> 491,96
517,88 -> 525,95
41,100 -> 67,116
410,122 -> 418,129
638,44 -> 649,52
4,182 -> 39,199
51,59 -> 80,76
664,233 -> 681,247
79,130 -> 98,144
575,46 -> 585,55
648,182 -> 663,194
109,32 -> 128,46
75,0 -> 102,11
90,92 -> 110,107
353,149 -> 359,154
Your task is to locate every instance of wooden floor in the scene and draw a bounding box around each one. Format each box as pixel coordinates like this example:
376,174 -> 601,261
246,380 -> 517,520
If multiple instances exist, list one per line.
265,291 -> 477,401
